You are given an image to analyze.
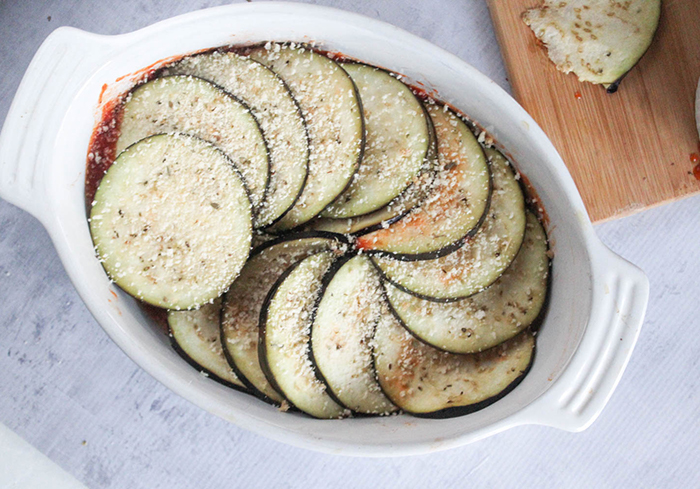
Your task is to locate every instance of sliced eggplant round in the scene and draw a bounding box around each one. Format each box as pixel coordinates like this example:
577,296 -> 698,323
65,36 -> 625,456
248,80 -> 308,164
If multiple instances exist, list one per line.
221,233 -> 348,403
372,147 -> 526,301
385,211 -> 549,354
523,0 -> 661,89
356,104 -> 491,258
306,159 -> 437,235
117,75 -> 269,214
259,251 -> 348,419
373,309 -> 535,417
165,51 -> 309,228
90,133 -> 252,310
321,63 -> 431,219
168,299 -> 245,389
310,255 -> 398,415
249,43 -> 364,231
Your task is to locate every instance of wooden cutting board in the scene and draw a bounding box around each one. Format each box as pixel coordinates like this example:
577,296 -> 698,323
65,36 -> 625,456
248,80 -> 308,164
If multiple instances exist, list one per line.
486,0 -> 700,223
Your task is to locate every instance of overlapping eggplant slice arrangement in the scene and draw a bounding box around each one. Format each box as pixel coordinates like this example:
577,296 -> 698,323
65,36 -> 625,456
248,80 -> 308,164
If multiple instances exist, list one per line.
89,42 -> 551,419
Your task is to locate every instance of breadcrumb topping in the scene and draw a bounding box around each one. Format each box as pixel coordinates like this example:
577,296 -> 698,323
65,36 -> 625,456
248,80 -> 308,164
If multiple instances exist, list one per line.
90,134 -> 252,310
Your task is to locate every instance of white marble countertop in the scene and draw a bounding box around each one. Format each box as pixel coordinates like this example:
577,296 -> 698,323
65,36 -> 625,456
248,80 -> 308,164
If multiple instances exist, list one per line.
1,1 -> 699,487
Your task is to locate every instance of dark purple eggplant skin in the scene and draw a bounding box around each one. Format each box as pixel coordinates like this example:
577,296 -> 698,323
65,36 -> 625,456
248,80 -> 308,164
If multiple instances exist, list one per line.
167,328 -> 248,395
527,230 -> 553,335
252,230 -> 351,256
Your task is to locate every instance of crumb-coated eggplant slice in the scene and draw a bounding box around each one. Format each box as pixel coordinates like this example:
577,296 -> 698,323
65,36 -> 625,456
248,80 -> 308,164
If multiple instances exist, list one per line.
117,75 -> 269,213
385,211 -> 549,354
321,63 -> 431,219
310,255 -> 398,415
306,159 -> 437,236
260,251 -> 349,419
372,147 -> 525,301
373,310 -> 535,417
221,233 -> 348,403
249,43 -> 363,231
168,299 -> 246,389
165,51 -> 309,228
90,134 -> 252,310
523,0 -> 661,91
356,104 -> 490,258
307,109 -> 438,236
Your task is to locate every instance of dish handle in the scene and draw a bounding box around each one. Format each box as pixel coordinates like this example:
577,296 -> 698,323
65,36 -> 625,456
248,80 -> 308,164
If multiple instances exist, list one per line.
522,242 -> 649,432
0,27 -> 112,222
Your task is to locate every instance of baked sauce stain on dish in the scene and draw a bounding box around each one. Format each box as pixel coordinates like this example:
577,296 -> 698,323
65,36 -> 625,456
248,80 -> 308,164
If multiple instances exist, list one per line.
84,96 -> 124,208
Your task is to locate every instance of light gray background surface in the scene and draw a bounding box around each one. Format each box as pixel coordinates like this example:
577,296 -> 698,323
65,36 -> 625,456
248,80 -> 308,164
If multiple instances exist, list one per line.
1,1 -> 699,487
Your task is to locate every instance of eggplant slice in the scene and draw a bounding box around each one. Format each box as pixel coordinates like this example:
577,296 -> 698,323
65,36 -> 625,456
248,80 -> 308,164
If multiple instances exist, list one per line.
168,300 -> 245,389
372,147 -> 526,301
90,134 -> 252,310
221,233 -> 348,402
260,251 -> 349,419
117,75 -> 269,213
373,309 -> 535,417
307,111 -> 438,236
249,43 -> 364,231
321,63 -> 432,219
311,255 -> 398,415
385,211 -> 549,354
523,0 -> 661,90
306,161 -> 437,236
356,104 -> 490,258
165,51 -> 309,228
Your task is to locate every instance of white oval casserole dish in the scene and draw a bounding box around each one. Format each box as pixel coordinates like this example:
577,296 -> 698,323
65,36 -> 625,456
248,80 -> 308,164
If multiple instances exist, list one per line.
0,2 -> 649,456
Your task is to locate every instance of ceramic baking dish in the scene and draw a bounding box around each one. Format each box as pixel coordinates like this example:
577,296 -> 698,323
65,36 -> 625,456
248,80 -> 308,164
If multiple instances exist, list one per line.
0,2 -> 649,456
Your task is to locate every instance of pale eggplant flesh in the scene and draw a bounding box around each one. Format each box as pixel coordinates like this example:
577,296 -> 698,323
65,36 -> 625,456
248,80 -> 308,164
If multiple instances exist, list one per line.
523,0 -> 661,92
372,308 -> 535,418
168,300 -> 247,391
